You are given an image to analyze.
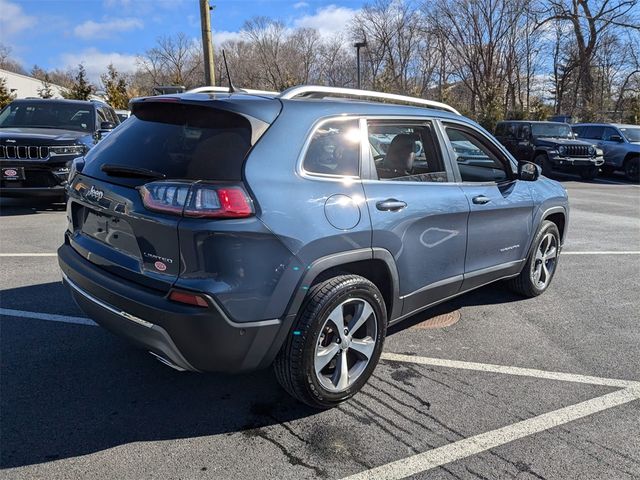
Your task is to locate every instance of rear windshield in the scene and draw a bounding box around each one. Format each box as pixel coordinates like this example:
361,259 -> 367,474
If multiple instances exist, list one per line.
82,102 -> 252,187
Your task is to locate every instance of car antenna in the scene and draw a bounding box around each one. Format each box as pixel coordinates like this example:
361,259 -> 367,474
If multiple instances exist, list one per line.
222,50 -> 240,94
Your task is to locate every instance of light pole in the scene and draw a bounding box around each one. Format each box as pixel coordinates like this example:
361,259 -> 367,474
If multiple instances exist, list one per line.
354,41 -> 366,90
199,0 -> 216,86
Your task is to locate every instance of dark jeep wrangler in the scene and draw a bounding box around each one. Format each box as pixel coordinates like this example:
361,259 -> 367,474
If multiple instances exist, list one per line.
495,120 -> 603,180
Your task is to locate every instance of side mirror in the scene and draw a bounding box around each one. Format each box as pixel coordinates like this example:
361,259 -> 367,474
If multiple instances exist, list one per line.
100,121 -> 116,131
518,161 -> 540,181
609,135 -> 624,143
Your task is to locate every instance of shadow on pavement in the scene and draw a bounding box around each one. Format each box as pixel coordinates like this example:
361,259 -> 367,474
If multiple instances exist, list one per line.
388,282 -> 524,335
0,198 -> 66,216
1,279 -> 529,469
0,282 -> 318,469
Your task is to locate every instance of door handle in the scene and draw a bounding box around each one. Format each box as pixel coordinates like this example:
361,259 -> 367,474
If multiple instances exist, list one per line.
376,199 -> 407,211
472,195 -> 491,205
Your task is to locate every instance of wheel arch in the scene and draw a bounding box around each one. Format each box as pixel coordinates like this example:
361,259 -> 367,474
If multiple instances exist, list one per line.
284,248 -> 401,322
541,206 -> 567,245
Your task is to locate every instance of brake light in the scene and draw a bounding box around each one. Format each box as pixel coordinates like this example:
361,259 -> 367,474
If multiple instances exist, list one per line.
168,289 -> 209,307
139,181 -> 253,218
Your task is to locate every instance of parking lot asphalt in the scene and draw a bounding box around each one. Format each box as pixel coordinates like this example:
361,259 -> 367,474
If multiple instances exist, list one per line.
1,175 -> 639,480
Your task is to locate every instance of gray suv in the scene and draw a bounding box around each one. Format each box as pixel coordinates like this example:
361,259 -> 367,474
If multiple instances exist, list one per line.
572,123 -> 640,181
58,86 -> 569,408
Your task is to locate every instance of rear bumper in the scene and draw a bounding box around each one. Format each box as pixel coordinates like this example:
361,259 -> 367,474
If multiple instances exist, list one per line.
58,242 -> 291,373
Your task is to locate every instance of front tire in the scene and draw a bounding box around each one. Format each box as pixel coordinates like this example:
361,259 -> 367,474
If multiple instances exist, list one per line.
624,157 -> 639,182
507,220 -> 560,297
274,275 -> 387,409
535,154 -> 553,177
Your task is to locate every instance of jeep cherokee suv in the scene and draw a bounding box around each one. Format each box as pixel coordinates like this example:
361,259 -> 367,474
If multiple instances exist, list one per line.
0,98 -> 119,200
572,123 -> 640,181
495,120 -> 603,180
58,86 -> 568,408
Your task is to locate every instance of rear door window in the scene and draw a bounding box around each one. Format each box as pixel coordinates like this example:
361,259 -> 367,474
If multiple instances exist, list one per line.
82,102 -> 253,187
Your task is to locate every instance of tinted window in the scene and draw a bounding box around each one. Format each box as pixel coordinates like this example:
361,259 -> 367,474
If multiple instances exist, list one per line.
303,119 -> 360,177
0,101 -> 95,132
602,127 -> 619,141
582,126 -> 604,139
518,124 -> 531,139
367,121 -> 448,182
445,126 -> 509,183
82,102 -> 252,187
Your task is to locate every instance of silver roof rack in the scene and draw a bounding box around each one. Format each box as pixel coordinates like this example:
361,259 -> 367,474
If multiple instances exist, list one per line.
186,86 -> 279,96
278,85 -> 460,115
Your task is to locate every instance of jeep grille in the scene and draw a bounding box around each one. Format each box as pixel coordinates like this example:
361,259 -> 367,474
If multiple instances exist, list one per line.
564,145 -> 590,157
0,145 -> 49,159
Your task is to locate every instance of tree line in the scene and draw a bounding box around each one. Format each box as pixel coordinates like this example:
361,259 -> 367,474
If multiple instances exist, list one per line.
1,0 -> 639,129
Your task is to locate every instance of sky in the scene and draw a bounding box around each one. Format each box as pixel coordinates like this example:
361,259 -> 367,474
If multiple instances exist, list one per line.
0,0 -> 362,82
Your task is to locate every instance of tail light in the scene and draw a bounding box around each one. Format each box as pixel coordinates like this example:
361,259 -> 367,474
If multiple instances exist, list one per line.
139,181 -> 253,218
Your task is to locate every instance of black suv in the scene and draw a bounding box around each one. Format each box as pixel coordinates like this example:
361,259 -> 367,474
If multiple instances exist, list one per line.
495,120 -> 603,179
0,98 -> 119,201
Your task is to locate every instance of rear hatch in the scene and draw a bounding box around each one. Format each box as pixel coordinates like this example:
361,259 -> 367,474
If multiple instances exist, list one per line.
66,97 -> 278,292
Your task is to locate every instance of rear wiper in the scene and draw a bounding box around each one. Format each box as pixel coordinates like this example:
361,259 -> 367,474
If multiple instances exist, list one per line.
101,163 -> 166,179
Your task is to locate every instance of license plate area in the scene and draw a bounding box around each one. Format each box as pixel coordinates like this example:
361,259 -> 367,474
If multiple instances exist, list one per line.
78,206 -> 140,257
2,167 -> 25,181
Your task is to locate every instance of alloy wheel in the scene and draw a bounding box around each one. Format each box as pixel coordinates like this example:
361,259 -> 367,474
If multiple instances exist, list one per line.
531,232 -> 558,289
314,298 -> 377,392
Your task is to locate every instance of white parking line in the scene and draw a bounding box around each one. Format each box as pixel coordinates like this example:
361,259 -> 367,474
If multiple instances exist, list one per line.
341,353 -> 640,480
343,386 -> 640,480
0,308 -> 96,326
0,253 -> 57,257
381,353 -> 639,389
563,251 -> 640,255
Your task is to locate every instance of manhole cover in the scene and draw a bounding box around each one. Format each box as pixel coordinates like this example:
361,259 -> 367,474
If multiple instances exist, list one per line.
410,310 -> 461,329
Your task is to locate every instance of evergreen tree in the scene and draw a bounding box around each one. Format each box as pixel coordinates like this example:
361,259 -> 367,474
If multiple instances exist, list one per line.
63,64 -> 94,100
37,73 -> 54,99
0,76 -> 15,108
101,64 -> 129,109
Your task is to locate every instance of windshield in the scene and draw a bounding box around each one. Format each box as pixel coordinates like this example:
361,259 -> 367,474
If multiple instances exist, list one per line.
0,102 -> 95,132
619,127 -> 640,142
531,123 -> 572,138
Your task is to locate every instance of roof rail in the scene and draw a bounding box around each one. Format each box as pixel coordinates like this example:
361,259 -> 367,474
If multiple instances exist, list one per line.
278,85 -> 460,115
186,86 -> 279,96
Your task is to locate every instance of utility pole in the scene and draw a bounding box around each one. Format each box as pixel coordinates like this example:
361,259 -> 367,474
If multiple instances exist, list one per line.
354,41 -> 367,90
199,0 -> 216,86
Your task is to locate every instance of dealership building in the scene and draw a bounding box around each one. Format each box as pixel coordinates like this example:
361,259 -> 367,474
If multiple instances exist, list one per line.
1,68 -> 67,99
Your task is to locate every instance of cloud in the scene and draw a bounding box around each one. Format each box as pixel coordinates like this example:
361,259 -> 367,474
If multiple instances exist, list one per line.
74,17 -> 143,39
292,4 -> 358,39
60,48 -> 138,83
213,30 -> 244,45
0,0 -> 37,37
293,1 -> 309,9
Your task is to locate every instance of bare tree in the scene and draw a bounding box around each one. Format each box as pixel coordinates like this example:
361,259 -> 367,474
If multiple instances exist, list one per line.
538,0 -> 640,120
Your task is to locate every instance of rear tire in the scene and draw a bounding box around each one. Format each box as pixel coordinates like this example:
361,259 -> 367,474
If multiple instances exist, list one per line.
624,157 -> 639,182
507,220 -> 560,298
274,275 -> 387,409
